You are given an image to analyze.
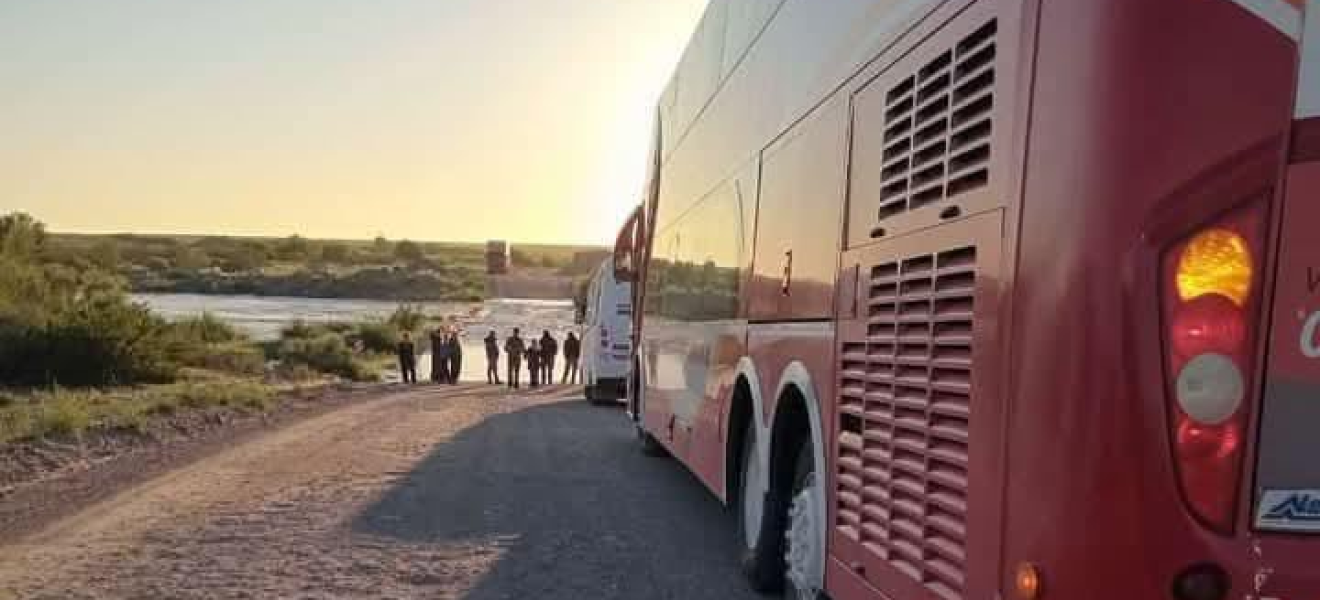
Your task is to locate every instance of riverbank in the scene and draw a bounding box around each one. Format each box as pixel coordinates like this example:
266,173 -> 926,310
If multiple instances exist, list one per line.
45,232 -> 602,302
129,264 -> 487,302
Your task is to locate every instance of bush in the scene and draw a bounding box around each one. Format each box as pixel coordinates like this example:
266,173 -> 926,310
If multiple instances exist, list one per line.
388,304 -> 426,333
190,341 -> 266,376
279,333 -> 378,382
36,394 -> 93,436
280,319 -> 320,340
272,362 -> 321,383
353,320 -> 398,353
170,312 -> 242,344
0,299 -> 179,387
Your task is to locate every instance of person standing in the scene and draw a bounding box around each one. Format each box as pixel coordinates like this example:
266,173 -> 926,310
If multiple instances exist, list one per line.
527,339 -> 541,388
540,331 -> 558,386
429,329 -> 447,384
562,332 -> 581,384
504,329 -> 525,389
396,331 -> 418,384
484,331 -> 501,385
447,332 -> 463,385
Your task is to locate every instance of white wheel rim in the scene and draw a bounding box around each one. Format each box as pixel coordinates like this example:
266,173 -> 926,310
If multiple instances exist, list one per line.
786,472 -> 824,599
741,433 -> 765,551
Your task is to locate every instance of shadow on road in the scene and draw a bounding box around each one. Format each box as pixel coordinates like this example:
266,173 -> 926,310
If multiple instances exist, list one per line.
351,396 -> 760,599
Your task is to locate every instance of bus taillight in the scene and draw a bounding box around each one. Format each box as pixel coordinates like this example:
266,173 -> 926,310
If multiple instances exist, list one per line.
1162,211 -> 1264,533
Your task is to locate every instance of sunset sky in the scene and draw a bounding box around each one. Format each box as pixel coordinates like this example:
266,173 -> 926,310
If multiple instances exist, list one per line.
0,0 -> 707,245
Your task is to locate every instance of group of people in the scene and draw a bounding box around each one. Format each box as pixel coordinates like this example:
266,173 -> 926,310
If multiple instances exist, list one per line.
394,327 -> 582,388
491,329 -> 581,389
393,330 -> 464,385
428,330 -> 464,384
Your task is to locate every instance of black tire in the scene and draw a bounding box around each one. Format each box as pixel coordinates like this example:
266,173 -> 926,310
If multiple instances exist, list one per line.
638,426 -> 668,457
584,384 -> 595,402
784,438 -> 818,600
738,423 -> 787,593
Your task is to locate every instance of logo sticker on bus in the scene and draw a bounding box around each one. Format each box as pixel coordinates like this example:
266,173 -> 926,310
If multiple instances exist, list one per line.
1301,309 -> 1320,359
1256,489 -> 1320,532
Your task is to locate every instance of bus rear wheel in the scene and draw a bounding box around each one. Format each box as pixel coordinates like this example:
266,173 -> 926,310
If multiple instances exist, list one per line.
637,425 -> 667,457
784,439 -> 823,600
738,422 -> 786,593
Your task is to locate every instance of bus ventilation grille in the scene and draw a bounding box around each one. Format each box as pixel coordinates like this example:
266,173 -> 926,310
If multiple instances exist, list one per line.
877,20 -> 997,222
836,245 -> 977,600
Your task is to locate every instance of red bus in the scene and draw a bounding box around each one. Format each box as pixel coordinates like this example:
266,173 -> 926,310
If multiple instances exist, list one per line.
613,0 -> 1320,599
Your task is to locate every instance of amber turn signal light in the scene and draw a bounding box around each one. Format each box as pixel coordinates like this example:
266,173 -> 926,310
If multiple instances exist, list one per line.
1176,228 -> 1253,306
1014,562 -> 1042,600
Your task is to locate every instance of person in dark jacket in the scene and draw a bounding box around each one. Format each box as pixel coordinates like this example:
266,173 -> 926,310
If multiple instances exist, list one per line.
527,340 -> 541,388
504,329 -> 525,389
539,331 -> 558,386
396,332 -> 417,384
429,329 -> 448,383
484,331 -> 501,384
446,332 -> 463,385
562,332 -> 581,384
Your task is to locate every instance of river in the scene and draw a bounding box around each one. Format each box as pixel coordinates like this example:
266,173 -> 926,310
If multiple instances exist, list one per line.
133,293 -> 580,383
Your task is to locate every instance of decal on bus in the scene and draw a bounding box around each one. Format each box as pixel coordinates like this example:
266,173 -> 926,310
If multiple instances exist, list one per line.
1302,309 -> 1320,358
1257,489 -> 1320,531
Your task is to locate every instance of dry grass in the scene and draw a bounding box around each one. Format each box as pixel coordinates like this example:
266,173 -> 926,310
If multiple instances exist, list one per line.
0,380 -> 278,444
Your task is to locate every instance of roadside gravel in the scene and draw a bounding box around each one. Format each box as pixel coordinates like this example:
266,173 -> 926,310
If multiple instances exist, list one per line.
0,385 -> 760,599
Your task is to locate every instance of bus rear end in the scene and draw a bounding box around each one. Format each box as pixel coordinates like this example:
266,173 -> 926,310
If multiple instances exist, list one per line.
1252,26 -> 1320,589
1010,0 -> 1319,597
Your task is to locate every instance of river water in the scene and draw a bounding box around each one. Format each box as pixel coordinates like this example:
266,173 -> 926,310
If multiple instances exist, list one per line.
133,293 -> 579,383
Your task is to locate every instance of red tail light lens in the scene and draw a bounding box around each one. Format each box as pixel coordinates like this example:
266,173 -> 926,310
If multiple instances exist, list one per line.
1171,295 -> 1246,359
1162,209 -> 1264,533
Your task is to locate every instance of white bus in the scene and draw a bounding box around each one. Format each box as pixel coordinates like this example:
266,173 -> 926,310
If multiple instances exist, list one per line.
582,258 -> 632,404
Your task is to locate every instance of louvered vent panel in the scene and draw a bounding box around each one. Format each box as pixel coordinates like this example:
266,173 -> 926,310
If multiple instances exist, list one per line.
876,21 -> 997,223
836,246 -> 977,600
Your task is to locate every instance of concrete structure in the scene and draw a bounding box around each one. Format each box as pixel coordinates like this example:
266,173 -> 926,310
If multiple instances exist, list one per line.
485,240 -> 510,275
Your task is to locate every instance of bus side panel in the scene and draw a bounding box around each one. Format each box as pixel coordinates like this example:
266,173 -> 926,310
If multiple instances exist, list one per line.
642,177 -> 752,495
1007,0 -> 1295,597
691,322 -> 750,499
748,95 -> 849,323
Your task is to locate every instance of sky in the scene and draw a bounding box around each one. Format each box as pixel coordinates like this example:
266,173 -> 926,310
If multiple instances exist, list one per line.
0,0 -> 708,245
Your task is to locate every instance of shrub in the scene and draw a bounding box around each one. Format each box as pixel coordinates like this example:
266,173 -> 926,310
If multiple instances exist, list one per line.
190,341 -> 266,376
171,312 -> 242,344
280,319 -> 317,340
278,333 -> 376,382
35,394 -> 92,437
387,304 -> 426,333
0,299 -> 179,387
353,320 -> 398,353
176,381 -> 274,412
272,362 -> 321,383
394,240 -> 424,263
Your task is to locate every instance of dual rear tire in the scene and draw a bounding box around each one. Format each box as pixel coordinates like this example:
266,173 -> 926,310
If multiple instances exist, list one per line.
736,422 -> 823,599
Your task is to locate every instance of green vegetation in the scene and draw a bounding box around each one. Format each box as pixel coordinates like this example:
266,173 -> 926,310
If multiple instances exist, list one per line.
44,232 -> 604,302
0,212 -> 446,444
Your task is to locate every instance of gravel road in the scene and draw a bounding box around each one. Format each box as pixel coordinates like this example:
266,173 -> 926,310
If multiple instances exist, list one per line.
0,385 -> 761,600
